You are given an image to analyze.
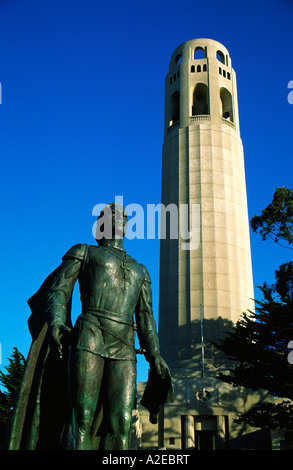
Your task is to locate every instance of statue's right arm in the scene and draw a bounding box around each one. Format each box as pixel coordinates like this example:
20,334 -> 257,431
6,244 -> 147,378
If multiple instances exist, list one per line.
44,243 -> 87,356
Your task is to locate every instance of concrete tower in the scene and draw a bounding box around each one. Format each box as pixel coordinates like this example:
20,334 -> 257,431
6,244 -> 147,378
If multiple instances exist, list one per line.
151,39 -> 268,450
159,38 -> 254,373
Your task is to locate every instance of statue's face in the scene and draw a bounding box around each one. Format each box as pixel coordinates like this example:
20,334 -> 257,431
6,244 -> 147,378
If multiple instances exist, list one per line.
110,204 -> 128,239
97,203 -> 128,240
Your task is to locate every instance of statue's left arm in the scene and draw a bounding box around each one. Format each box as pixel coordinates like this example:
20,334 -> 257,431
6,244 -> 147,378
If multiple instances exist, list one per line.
135,266 -> 170,379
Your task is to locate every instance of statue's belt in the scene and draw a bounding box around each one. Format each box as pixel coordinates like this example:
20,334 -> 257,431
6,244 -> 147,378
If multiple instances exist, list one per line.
80,308 -> 136,350
81,306 -> 135,327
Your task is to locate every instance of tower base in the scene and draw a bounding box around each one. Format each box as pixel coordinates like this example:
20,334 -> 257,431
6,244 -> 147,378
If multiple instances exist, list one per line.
135,374 -> 273,451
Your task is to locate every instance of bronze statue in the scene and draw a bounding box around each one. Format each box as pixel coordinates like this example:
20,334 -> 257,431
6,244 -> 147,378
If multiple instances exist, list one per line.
4,203 -> 173,450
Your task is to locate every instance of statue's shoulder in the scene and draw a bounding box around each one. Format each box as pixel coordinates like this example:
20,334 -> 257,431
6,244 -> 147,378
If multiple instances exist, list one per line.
125,252 -> 151,284
137,262 -> 152,284
126,253 -> 138,264
62,243 -> 89,261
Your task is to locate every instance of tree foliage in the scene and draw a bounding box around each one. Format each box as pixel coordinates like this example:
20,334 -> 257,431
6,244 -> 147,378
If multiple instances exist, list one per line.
213,187 -> 293,430
214,264 -> 293,429
250,186 -> 293,248
0,347 -> 25,445
235,401 -> 293,430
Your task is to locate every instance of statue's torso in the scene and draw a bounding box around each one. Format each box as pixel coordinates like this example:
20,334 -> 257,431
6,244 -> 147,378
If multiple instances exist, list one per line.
79,245 -> 146,319
74,245 -> 146,360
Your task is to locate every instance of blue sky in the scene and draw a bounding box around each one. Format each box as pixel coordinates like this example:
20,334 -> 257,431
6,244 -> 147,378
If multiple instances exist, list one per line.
0,0 -> 292,383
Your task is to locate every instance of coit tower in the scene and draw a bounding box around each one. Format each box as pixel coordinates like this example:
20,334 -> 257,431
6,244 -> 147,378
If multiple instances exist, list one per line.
158,38 -> 254,374
136,39 -> 267,450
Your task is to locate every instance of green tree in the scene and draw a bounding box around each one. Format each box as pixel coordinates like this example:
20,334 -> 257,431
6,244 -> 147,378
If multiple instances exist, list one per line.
250,186 -> 293,249
0,347 -> 25,446
215,264 -> 293,429
214,187 -> 293,431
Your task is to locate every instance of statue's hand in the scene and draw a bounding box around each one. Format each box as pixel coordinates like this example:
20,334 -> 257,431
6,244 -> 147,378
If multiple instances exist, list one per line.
150,354 -> 170,380
49,324 -> 71,359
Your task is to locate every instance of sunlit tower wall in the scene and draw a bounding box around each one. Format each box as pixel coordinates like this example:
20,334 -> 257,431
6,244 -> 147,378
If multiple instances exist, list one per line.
159,38 -> 254,374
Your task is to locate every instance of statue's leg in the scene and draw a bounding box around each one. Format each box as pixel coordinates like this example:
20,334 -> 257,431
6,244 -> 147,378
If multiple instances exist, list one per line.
68,349 -> 104,450
99,359 -> 136,450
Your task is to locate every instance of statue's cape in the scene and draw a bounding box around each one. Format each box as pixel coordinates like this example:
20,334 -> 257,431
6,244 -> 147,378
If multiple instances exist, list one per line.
3,267 -> 74,450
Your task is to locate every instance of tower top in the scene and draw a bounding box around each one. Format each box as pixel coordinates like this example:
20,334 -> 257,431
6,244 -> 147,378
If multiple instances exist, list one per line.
168,38 -> 232,72
164,38 -> 239,135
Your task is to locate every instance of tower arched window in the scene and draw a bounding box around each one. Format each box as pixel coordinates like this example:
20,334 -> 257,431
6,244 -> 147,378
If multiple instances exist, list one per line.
192,83 -> 209,116
169,91 -> 180,126
216,50 -> 225,64
220,87 -> 234,122
191,65 -> 195,73
194,47 -> 205,60
176,54 -> 182,66
197,65 -> 201,72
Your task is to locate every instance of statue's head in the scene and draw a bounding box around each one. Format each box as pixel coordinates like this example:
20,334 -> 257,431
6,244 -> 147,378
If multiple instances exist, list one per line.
95,202 -> 128,244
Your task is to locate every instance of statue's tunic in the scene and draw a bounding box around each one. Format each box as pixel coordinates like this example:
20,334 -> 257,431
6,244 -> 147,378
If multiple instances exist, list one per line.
44,244 -> 160,362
